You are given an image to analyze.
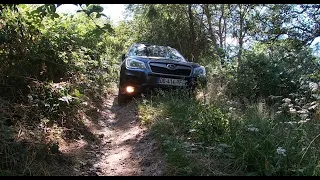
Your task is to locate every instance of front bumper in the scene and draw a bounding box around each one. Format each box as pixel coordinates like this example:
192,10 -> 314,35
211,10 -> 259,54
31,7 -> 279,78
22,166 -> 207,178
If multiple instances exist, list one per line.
119,68 -> 206,96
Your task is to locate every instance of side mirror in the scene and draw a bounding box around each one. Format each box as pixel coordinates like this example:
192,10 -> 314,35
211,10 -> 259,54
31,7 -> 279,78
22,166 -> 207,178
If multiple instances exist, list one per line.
121,54 -> 126,61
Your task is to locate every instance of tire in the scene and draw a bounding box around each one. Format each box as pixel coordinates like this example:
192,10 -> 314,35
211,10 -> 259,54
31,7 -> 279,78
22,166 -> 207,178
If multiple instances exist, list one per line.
117,89 -> 128,105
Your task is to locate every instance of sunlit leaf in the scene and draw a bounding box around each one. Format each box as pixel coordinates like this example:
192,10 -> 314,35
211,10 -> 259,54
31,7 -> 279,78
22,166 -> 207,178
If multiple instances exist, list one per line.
58,96 -> 73,104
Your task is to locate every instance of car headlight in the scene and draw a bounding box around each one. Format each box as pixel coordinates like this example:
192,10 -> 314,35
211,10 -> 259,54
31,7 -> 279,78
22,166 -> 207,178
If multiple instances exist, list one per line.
193,66 -> 206,76
125,58 -> 146,69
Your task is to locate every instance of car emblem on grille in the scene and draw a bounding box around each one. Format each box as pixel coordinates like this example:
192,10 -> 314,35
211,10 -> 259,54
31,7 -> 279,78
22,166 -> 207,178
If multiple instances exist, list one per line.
166,64 -> 177,70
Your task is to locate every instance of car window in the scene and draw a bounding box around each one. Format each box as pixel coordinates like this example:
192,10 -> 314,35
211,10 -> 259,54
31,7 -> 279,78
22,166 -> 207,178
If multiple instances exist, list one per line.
167,47 -> 186,62
128,44 -> 147,56
128,44 -> 186,62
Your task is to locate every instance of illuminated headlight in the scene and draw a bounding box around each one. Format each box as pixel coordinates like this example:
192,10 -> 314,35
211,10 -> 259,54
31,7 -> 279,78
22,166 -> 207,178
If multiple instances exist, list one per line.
193,66 -> 206,76
126,58 -> 146,69
126,86 -> 135,93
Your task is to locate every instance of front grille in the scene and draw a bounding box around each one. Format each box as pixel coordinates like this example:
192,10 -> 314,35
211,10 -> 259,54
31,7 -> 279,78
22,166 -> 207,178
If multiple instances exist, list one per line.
149,63 -> 191,76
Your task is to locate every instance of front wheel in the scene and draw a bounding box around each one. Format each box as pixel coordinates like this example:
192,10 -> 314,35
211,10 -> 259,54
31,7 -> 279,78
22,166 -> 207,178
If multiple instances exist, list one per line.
118,89 -> 128,105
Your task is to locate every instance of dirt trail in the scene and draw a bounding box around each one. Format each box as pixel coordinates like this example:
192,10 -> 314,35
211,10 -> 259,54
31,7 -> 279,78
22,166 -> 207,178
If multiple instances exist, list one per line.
59,92 -> 166,176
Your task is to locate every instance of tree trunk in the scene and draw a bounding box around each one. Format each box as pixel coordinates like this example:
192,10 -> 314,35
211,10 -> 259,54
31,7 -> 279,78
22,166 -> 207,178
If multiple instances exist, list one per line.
203,4 -> 218,51
188,4 -> 195,61
238,4 -> 244,68
218,5 -> 225,49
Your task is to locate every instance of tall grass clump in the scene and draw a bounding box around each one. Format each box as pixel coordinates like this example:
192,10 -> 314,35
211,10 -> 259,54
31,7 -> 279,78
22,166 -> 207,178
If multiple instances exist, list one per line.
138,86 -> 320,176
226,101 -> 320,175
137,89 -> 236,175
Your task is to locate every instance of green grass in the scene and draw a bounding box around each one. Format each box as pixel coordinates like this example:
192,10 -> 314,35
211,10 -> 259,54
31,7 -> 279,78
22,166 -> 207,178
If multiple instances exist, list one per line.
137,89 -> 320,176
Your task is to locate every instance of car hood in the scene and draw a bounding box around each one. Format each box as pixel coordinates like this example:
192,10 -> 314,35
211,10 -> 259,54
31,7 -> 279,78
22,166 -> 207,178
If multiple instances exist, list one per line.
129,56 -> 201,68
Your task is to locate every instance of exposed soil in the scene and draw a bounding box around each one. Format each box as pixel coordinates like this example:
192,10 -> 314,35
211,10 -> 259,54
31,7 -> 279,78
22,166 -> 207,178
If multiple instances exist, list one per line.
58,91 -> 166,176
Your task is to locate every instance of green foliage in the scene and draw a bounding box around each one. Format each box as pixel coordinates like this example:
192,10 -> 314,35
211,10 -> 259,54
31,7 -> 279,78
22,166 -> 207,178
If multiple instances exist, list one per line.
31,4 -> 59,19
1,3 -> 320,176
0,4 -> 124,175
138,90 -> 234,175
131,3 -> 320,176
127,4 -> 209,61
225,103 -> 320,175
228,39 -> 318,102
138,89 -> 320,176
189,105 -> 229,144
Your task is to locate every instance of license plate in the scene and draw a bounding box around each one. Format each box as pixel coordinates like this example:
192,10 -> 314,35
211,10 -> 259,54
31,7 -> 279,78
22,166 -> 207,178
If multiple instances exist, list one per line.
158,77 -> 187,86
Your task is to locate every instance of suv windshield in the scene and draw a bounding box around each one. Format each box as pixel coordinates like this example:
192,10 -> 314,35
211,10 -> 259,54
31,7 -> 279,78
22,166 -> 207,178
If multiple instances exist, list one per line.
128,43 -> 186,62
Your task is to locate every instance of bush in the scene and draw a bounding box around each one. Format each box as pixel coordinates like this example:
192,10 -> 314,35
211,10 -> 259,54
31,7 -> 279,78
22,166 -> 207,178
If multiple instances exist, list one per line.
0,5 -> 123,175
228,39 -> 318,103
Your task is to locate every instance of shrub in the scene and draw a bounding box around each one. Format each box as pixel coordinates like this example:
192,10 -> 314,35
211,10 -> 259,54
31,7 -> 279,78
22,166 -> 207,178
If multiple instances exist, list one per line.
228,39 -> 318,103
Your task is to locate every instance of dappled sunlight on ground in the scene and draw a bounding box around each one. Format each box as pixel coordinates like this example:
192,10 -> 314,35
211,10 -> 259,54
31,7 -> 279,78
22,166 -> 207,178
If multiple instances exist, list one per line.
59,139 -> 88,155
58,92 -> 166,176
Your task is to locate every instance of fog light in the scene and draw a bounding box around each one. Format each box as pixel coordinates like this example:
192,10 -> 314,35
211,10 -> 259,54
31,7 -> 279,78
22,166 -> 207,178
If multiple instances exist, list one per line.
126,86 -> 135,93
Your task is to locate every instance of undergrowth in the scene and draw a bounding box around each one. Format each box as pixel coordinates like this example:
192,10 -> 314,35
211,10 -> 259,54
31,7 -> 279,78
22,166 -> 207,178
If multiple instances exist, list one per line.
137,88 -> 320,176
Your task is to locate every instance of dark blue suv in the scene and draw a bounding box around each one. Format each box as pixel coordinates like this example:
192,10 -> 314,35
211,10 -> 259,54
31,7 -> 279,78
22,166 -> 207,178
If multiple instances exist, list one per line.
118,43 -> 206,104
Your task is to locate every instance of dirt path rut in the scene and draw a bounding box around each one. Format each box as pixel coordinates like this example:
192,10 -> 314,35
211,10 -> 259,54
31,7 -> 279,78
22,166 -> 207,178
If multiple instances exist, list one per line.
59,93 -> 166,176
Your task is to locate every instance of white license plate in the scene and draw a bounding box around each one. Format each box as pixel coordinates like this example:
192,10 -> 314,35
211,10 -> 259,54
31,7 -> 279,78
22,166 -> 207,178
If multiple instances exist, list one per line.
158,77 -> 187,86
